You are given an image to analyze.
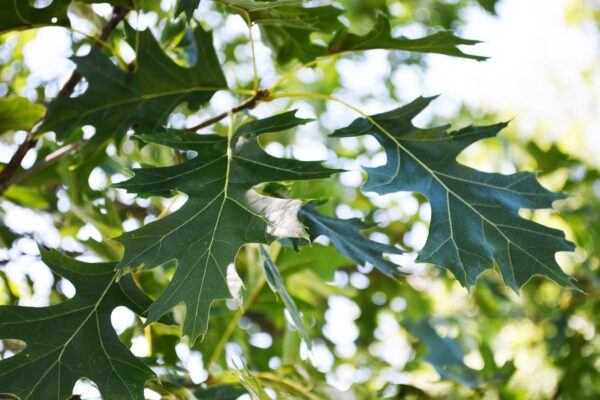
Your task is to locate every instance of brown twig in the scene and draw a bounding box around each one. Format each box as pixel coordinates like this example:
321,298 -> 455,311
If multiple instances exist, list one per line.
0,136 -> 37,194
58,6 -> 129,97
0,6 -> 130,196
0,140 -> 87,191
185,88 -> 270,132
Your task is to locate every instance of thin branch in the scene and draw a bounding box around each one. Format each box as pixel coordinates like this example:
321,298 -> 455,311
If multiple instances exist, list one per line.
0,6 -> 130,196
59,6 -> 130,97
185,88 -> 270,132
0,136 -> 37,194
1,87 -> 266,194
0,140 -> 87,191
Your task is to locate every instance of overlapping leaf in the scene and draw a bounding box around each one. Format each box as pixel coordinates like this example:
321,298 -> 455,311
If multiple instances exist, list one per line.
217,0 -> 342,30
0,247 -> 155,400
333,96 -> 575,290
298,203 -> 404,277
40,25 -> 226,144
114,111 -> 339,343
260,245 -> 311,348
0,0 -> 70,33
328,13 -> 487,61
216,0 -> 342,64
221,2 -> 484,63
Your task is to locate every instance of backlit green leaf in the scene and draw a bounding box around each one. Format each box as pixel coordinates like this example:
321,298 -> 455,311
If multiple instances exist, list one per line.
0,97 -> 45,134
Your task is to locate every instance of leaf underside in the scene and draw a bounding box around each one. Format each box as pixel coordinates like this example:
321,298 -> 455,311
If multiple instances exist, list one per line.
333,96 -> 575,291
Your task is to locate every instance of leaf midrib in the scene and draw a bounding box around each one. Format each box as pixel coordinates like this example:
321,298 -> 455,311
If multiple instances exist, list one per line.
369,119 -> 568,283
48,86 -> 228,127
25,275 -> 116,399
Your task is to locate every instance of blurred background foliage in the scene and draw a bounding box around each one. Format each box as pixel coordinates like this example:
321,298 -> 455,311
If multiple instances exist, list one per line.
0,0 -> 599,399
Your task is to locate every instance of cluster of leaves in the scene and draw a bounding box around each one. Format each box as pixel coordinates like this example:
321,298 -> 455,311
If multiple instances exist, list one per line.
0,0 -> 586,399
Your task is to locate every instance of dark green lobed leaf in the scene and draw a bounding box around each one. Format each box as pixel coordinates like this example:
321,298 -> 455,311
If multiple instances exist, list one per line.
114,111 -> 341,343
333,96 -> 575,291
328,13 -> 487,61
251,5 -> 484,64
0,0 -> 70,33
0,247 -> 155,400
40,25 -> 226,145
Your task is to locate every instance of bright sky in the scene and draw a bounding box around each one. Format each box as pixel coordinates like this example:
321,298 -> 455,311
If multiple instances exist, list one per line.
424,0 -> 600,164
